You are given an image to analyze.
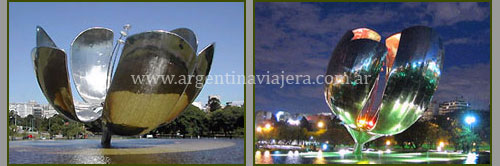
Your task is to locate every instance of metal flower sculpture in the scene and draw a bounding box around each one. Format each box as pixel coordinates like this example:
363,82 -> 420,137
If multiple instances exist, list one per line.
32,25 -> 214,147
324,26 -> 443,154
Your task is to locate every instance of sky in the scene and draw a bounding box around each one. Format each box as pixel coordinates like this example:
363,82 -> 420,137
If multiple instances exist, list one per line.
9,2 -> 244,105
255,2 -> 491,114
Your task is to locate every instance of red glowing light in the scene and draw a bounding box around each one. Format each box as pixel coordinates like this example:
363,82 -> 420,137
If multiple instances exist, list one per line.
351,28 -> 381,42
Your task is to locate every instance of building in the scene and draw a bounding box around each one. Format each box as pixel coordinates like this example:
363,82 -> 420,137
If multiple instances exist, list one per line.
421,101 -> 438,121
32,107 -> 43,118
439,97 -> 471,115
255,111 -> 273,123
9,101 -> 59,118
205,95 -> 222,112
225,101 -> 244,107
192,101 -> 205,110
42,105 -> 58,118
275,111 -> 291,122
9,100 -> 39,118
255,111 -> 272,121
9,104 -> 16,114
305,113 -> 332,124
208,95 -> 221,101
317,112 -> 334,118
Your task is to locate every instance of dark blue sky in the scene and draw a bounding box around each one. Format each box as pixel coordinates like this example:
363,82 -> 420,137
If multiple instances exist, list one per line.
255,2 -> 490,114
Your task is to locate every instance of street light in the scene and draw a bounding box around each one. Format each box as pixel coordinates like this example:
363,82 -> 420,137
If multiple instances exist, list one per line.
464,115 -> 477,153
438,141 -> 445,151
265,123 -> 272,130
317,121 -> 325,128
465,116 -> 476,126
386,140 -> 391,146
256,126 -> 262,133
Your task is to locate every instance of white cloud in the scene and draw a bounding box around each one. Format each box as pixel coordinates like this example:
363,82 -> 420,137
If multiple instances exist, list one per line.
404,2 -> 489,26
444,37 -> 470,45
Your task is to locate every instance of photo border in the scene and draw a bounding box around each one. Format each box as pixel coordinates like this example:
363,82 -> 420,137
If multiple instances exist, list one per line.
6,0 -> 247,165
252,1 -> 493,165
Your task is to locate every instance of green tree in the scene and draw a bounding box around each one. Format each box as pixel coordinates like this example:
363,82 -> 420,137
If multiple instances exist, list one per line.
157,104 -> 207,137
208,97 -> 221,112
425,121 -> 440,149
299,118 -> 312,131
456,125 -> 480,153
63,122 -> 84,139
210,109 -> 233,136
9,124 -> 17,139
394,120 -> 428,150
205,106 -> 245,137
47,115 -> 67,137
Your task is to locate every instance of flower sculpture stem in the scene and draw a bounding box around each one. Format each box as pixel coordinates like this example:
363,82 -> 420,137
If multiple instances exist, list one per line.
101,124 -> 113,148
346,127 -> 380,154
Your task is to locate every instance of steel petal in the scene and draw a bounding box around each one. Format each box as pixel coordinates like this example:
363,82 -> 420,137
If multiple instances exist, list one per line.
103,31 -> 196,136
192,43 -> 215,100
36,26 -> 57,48
32,47 -> 79,121
70,27 -> 114,104
164,43 -> 215,123
324,26 -> 443,154
370,26 -> 443,135
171,28 -> 198,52
324,28 -> 386,128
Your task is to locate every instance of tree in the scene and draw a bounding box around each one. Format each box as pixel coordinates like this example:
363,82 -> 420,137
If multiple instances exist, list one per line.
9,124 -> 17,139
9,110 -> 17,125
205,106 -> 245,137
425,121 -> 440,149
157,104 -> 208,137
156,104 -> 244,138
178,105 -> 206,137
299,117 -> 312,131
25,115 -> 35,131
47,115 -> 67,137
63,122 -> 84,139
456,125 -> 480,153
210,109 -> 234,137
394,120 -> 428,150
208,97 -> 221,112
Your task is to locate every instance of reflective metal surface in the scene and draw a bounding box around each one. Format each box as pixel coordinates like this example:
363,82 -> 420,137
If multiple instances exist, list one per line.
70,28 -> 114,104
103,31 -> 197,136
165,43 -> 215,123
171,28 -> 198,52
32,26 -> 215,146
32,46 -> 79,122
36,26 -> 57,48
324,26 -> 443,154
192,44 -> 215,101
33,27 -> 105,123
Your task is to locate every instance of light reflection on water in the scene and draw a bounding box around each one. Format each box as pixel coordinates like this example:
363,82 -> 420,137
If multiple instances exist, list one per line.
255,150 -> 489,164
9,138 -> 243,164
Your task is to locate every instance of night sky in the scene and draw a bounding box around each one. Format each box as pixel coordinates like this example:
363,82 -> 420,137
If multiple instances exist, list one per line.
255,2 -> 490,114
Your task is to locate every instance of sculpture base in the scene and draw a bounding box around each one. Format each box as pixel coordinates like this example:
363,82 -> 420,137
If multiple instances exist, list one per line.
101,125 -> 112,148
345,126 -> 381,155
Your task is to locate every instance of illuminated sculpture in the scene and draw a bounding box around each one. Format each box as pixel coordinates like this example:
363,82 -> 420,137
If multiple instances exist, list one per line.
324,26 -> 443,154
32,25 -> 214,147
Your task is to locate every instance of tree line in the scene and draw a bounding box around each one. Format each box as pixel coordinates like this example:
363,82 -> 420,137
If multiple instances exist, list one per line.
256,110 -> 490,153
9,102 -> 245,139
9,111 -> 86,139
153,103 -> 245,138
